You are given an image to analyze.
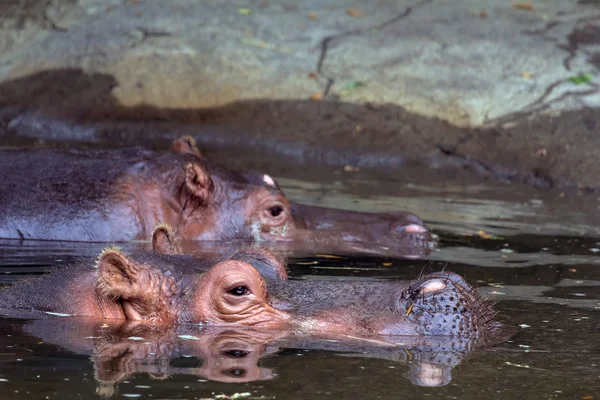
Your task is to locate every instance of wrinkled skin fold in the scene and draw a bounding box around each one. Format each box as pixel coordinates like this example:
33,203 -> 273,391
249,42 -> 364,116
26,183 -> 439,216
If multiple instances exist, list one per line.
0,138 -> 435,256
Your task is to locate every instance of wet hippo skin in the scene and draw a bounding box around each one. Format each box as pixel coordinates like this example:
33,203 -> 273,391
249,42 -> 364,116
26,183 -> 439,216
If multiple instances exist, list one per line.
0,241 -> 508,342
0,138 -> 435,254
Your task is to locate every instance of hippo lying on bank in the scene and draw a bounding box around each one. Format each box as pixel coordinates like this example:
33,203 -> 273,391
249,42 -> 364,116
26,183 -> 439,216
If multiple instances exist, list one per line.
0,138 -> 434,255
0,231 -> 505,340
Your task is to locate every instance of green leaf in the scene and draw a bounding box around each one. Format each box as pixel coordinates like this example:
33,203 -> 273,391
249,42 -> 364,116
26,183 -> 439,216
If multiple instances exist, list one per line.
342,80 -> 366,90
568,73 -> 593,85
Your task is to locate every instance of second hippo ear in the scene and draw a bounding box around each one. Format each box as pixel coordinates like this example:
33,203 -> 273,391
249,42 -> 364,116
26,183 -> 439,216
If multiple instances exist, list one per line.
185,163 -> 213,204
96,249 -> 145,299
152,224 -> 183,255
172,136 -> 202,158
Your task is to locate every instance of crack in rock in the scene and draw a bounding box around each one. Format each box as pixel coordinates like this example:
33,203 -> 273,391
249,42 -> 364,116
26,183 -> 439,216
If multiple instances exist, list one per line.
485,78 -> 599,126
315,0 -> 432,96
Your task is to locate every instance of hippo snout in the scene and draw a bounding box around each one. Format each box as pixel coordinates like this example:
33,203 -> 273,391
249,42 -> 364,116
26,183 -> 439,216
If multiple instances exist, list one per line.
390,218 -> 436,250
395,272 -> 495,337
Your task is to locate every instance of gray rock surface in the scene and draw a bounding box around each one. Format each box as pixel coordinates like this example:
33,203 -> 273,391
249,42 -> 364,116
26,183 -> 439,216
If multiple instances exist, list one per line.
0,0 -> 599,189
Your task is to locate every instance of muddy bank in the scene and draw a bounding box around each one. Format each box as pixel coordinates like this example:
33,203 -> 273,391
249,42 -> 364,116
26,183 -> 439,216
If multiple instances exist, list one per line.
0,68 -> 599,190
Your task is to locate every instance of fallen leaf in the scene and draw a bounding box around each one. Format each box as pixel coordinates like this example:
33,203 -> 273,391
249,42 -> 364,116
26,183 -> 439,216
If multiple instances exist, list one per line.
478,230 -> 493,239
315,254 -> 344,259
521,72 -> 533,78
310,92 -> 323,101
476,230 -> 504,240
308,12 -> 318,20
347,9 -> 364,17
307,72 -> 318,79
240,38 -> 292,54
382,262 -> 392,267
512,2 -> 535,11
238,8 -> 251,15
505,361 -> 530,368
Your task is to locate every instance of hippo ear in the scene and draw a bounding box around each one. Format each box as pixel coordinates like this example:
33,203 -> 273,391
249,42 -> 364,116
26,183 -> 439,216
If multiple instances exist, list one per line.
172,136 -> 202,158
152,224 -> 183,255
96,249 -> 145,299
185,163 -> 213,204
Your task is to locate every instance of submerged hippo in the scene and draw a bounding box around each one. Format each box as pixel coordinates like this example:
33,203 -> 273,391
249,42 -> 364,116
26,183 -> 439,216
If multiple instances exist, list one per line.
0,138 -> 434,255
0,236 -> 506,341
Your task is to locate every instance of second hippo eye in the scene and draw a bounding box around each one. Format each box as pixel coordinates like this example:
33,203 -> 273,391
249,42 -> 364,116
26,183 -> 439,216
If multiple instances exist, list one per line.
269,205 -> 284,218
227,286 -> 250,296
223,349 -> 249,358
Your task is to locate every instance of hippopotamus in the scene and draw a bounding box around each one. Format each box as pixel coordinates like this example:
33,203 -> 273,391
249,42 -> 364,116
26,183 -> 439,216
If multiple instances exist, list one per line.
0,137 -> 434,256
0,228 -> 505,341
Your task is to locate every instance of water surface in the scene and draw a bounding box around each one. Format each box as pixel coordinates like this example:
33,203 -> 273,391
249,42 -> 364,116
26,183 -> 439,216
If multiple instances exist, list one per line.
0,169 -> 598,400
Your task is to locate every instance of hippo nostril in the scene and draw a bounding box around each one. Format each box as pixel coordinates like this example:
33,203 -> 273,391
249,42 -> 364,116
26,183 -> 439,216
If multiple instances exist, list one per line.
419,279 -> 446,294
405,224 -> 428,234
394,223 -> 428,235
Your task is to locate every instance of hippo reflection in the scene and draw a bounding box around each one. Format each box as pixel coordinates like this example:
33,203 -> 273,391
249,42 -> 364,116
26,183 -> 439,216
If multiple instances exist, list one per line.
0,137 -> 434,256
0,229 -> 506,340
18,318 -> 499,397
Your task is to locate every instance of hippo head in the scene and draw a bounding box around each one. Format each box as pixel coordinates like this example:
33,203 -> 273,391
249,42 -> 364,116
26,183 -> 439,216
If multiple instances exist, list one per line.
155,155 -> 292,242
186,257 -> 502,340
44,244 -> 505,344
161,141 -> 434,254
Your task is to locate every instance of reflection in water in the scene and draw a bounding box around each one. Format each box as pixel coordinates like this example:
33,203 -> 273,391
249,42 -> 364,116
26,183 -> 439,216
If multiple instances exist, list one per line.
0,171 -> 599,398
17,317 -> 494,396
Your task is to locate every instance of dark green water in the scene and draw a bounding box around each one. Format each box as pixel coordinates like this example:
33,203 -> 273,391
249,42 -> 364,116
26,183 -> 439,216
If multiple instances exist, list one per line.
0,170 -> 599,400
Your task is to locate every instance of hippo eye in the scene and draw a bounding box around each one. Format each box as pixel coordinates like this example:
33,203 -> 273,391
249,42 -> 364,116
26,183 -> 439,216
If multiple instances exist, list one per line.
228,286 -> 250,296
223,349 -> 249,358
269,205 -> 284,218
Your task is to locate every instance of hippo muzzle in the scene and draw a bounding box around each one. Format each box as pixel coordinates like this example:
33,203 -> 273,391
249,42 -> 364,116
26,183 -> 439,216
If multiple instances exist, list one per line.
395,272 -> 497,337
